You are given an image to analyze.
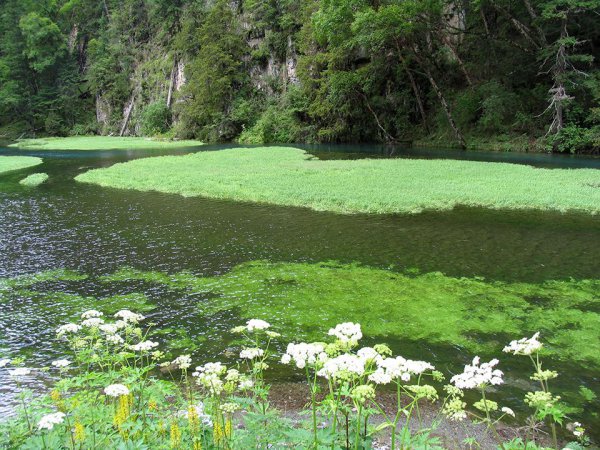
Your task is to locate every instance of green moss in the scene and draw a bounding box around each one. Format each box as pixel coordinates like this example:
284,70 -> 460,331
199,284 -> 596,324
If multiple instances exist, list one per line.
0,269 -> 88,292
9,136 -> 203,151
0,156 -> 43,174
75,147 -> 600,215
19,172 -> 49,186
101,261 -> 600,368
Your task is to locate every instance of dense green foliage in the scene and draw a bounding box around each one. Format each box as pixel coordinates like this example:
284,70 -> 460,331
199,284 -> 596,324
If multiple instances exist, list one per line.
1,0 -> 598,152
75,147 -> 600,214
0,156 -> 43,174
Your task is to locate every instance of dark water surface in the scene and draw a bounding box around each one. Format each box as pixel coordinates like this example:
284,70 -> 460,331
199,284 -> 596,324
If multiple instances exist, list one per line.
1,143 -> 599,435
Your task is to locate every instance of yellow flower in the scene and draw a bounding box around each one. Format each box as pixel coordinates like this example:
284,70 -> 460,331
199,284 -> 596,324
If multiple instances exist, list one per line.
213,421 -> 224,446
170,421 -> 182,449
114,395 -> 130,429
225,419 -> 232,439
74,421 -> 85,443
188,405 -> 199,432
193,440 -> 203,450
148,399 -> 158,411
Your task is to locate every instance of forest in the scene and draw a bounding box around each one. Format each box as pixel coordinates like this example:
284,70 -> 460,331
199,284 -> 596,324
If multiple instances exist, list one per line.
0,0 -> 599,152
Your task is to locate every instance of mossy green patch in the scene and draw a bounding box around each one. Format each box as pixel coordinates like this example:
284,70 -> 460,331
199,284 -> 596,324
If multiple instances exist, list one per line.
19,172 -> 48,187
104,261 -> 600,368
9,136 -> 203,150
0,269 -> 88,293
75,147 -> 600,215
0,156 -> 43,174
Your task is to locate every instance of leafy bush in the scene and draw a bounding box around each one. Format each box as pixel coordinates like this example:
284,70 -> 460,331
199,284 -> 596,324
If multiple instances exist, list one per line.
546,125 -> 600,154
0,309 -> 591,449
140,102 -> 172,136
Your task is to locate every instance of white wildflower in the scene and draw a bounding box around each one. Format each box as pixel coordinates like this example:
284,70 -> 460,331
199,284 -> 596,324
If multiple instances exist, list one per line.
99,324 -> 118,334
104,384 -> 130,397
317,354 -> 365,380
282,342 -> 327,369
114,310 -> 145,324
106,334 -> 124,345
81,310 -> 103,319
239,347 -> 264,360
38,412 -> 66,430
357,347 -> 382,363
81,317 -> 104,327
503,332 -> 543,356
372,356 -> 434,383
130,340 -> 159,352
173,354 -> 192,370
193,362 -> 226,376
56,323 -> 81,336
246,319 -> 270,331
0,359 -> 10,368
51,359 -> 71,368
451,357 -> 504,390
328,322 -> 362,343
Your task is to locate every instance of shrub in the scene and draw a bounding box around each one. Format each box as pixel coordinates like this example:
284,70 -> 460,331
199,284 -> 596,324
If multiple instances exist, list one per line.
140,102 -> 172,136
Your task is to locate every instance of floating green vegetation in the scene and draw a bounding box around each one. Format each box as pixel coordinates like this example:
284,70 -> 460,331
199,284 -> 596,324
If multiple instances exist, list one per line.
9,136 -> 203,150
103,261 -> 600,369
0,156 -> 43,174
18,172 -> 48,187
75,147 -> 600,214
0,269 -> 88,292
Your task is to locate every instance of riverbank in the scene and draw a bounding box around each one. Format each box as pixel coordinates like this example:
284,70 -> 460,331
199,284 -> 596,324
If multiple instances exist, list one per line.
75,146 -> 600,215
8,136 -> 204,150
0,156 -> 43,174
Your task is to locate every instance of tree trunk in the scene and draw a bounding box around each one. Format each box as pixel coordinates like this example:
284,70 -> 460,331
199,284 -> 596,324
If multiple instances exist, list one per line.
396,44 -> 429,132
425,68 -> 466,149
120,96 -> 134,137
166,60 -> 176,109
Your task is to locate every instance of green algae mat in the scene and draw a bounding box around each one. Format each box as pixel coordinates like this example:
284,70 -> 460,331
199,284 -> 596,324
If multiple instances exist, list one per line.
0,156 -> 42,174
9,136 -> 203,150
75,147 -> 600,214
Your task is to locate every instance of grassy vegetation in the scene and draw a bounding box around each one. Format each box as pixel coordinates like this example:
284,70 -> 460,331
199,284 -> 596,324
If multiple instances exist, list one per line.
19,172 -> 49,187
75,147 -> 600,215
0,156 -> 43,174
9,136 -> 203,150
101,262 -> 600,369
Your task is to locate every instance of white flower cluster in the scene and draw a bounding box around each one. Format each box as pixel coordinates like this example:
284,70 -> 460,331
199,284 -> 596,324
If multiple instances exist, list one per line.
56,323 -> 81,336
172,354 -> 192,370
328,322 -> 362,343
239,348 -> 264,360
130,340 -> 159,352
369,356 -> 434,384
281,342 -> 327,369
318,354 -> 365,380
104,383 -> 130,397
81,310 -> 103,319
451,357 -> 503,390
51,359 -> 71,368
246,319 -> 270,331
38,412 -> 66,430
99,324 -> 119,334
81,317 -> 104,328
193,362 -> 228,395
115,310 -> 145,324
503,332 -> 543,356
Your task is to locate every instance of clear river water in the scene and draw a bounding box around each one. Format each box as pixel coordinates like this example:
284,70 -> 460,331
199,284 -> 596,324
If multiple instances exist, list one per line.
0,143 -> 599,438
